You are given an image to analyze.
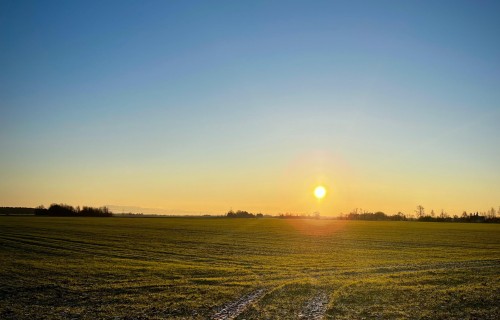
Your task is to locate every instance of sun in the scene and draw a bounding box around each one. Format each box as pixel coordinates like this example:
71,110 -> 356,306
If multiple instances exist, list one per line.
314,185 -> 326,199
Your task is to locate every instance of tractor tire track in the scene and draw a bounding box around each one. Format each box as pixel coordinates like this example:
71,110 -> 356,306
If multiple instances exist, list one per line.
212,288 -> 266,320
299,292 -> 329,320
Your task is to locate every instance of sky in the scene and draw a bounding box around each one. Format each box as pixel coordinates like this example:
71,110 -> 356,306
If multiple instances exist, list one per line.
1,0 -> 499,216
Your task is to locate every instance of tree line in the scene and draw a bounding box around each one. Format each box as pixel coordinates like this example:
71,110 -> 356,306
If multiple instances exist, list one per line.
339,210 -> 406,221
0,207 -> 35,215
340,206 -> 499,223
412,205 -> 499,223
278,212 -> 321,219
34,204 -> 112,217
226,210 -> 263,218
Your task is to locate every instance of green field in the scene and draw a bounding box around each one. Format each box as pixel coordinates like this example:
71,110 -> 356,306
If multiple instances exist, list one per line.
0,217 -> 499,319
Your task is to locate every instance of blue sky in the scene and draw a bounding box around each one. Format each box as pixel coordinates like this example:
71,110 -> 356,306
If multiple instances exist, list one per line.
1,1 -> 499,215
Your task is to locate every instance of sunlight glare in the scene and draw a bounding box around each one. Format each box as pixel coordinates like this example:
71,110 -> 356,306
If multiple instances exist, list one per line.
314,186 -> 326,199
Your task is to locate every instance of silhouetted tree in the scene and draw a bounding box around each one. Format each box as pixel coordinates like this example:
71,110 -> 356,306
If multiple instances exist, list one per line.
393,212 -> 406,221
226,210 -> 255,218
415,205 -> 425,218
462,211 -> 468,219
439,209 -> 446,219
34,205 -> 48,216
488,207 -> 496,219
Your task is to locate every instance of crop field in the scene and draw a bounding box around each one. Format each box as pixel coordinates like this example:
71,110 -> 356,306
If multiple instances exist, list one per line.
0,217 -> 499,319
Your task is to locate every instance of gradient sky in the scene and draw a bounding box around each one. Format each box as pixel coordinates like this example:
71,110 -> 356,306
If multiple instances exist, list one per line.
1,0 -> 499,216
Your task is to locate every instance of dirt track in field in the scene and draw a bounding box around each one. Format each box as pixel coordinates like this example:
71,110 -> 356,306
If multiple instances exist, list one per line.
211,288 -> 266,320
299,292 -> 329,320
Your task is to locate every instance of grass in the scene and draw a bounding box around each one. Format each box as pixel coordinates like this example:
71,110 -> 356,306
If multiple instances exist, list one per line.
0,217 -> 499,319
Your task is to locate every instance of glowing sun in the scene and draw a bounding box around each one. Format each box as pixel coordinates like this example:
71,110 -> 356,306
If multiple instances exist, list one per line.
314,186 -> 326,199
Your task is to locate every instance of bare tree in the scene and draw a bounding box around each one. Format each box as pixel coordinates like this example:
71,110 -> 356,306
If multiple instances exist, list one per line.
439,209 -> 447,219
488,207 -> 496,219
415,205 -> 425,218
